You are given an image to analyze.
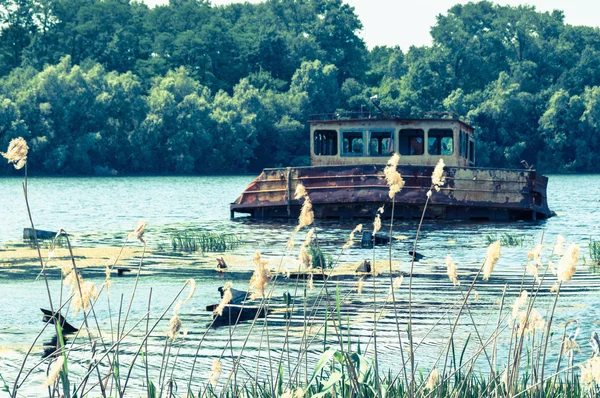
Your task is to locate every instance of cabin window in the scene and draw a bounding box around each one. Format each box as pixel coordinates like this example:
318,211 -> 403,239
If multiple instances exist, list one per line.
428,129 -> 454,155
342,131 -> 364,155
368,130 -> 394,156
399,129 -> 424,156
314,129 -> 338,156
469,140 -> 475,164
459,131 -> 467,158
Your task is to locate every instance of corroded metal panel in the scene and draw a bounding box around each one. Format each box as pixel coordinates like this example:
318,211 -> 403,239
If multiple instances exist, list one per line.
230,165 -> 552,221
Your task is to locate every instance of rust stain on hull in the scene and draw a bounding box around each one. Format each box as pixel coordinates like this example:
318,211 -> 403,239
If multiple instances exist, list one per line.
230,165 -> 552,221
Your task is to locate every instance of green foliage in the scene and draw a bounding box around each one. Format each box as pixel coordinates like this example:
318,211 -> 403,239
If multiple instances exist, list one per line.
2,0 -> 600,174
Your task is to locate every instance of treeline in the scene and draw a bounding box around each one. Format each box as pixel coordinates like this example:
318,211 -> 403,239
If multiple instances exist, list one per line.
1,0 -> 600,174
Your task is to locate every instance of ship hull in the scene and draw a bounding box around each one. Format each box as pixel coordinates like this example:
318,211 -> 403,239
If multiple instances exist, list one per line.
230,165 -> 552,221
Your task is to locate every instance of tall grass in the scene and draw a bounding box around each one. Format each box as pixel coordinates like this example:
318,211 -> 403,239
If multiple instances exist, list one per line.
4,140 -> 597,397
169,231 -> 241,253
485,232 -> 532,247
588,237 -> 600,264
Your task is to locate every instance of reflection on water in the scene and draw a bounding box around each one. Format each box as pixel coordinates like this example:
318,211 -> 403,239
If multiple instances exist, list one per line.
2,174 -> 600,394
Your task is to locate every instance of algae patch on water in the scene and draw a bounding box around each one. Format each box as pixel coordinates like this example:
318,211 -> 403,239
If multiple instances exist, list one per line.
0,246 -> 150,269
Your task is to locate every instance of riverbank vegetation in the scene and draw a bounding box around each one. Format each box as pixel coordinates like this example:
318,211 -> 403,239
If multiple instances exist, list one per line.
4,140 -> 598,397
1,1 -> 600,175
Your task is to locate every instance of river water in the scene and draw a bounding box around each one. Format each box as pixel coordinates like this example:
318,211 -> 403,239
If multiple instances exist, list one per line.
1,174 -> 600,394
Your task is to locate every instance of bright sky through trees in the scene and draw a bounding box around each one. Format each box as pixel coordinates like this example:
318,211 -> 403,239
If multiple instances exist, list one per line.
141,0 -> 600,50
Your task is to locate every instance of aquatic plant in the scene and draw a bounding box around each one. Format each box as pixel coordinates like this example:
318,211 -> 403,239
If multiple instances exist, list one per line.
588,237 -> 600,264
485,232 -> 531,247
170,231 -> 241,253
306,243 -> 333,269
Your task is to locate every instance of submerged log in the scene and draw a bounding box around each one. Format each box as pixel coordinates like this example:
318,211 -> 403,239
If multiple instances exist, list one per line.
206,287 -> 250,311
40,308 -> 78,334
360,231 -> 389,248
23,228 -> 58,240
206,286 -> 268,327
211,305 -> 268,328
286,270 -> 329,280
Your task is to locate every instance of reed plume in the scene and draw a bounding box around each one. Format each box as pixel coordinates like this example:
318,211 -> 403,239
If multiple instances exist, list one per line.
384,153 -> 405,198
167,313 -> 182,340
517,308 -> 545,336
425,368 -> 439,390
104,263 -> 112,292
512,290 -> 528,319
563,336 -> 580,355
215,282 -> 233,316
303,228 -> 314,247
1,137 -> 28,169
431,158 -> 446,192
42,356 -> 64,388
482,240 -> 501,280
250,251 -> 270,299
285,235 -> 295,251
184,278 -> 196,303
64,270 -> 98,315
526,263 -> 539,283
445,255 -> 459,286
528,243 -> 543,266
208,358 -> 222,387
554,234 -> 565,256
373,214 -> 381,236
357,278 -> 364,294
294,184 -> 307,199
557,243 -> 579,282
298,246 -> 312,268
128,219 -> 147,244
343,224 -> 363,249
581,357 -> 600,385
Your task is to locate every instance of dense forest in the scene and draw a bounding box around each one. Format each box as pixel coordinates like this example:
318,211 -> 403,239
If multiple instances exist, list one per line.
1,0 -> 600,174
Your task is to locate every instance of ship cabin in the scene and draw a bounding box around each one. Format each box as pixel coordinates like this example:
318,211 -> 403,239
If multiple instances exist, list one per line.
310,117 -> 475,167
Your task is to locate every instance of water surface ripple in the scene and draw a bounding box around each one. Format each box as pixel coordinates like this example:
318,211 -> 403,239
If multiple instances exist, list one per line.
1,174 -> 599,394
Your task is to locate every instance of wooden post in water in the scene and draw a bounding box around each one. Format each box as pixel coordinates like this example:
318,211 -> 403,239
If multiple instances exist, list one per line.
286,167 -> 292,218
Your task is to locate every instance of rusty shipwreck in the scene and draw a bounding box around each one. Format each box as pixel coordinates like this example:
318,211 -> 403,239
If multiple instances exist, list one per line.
230,116 -> 552,221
